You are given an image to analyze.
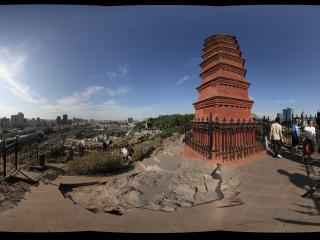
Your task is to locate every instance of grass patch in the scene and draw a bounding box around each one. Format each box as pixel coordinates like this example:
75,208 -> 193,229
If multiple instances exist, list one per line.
66,135 -> 166,175
132,135 -> 163,161
66,152 -> 124,175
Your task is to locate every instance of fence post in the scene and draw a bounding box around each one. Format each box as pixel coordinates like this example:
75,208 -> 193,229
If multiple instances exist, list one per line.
15,136 -> 18,171
3,139 -> 6,177
184,118 -> 187,142
37,145 -> 39,164
262,116 -> 266,137
208,113 -> 213,160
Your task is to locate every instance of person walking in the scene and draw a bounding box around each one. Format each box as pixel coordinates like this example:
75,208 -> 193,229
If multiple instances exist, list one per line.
269,117 -> 283,158
79,143 -> 85,157
301,119 -> 320,198
291,117 -> 301,153
303,119 -> 318,155
102,141 -> 107,152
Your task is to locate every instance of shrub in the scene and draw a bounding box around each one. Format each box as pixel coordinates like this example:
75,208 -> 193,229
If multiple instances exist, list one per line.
132,142 -> 155,162
132,135 -> 163,161
66,151 -> 124,175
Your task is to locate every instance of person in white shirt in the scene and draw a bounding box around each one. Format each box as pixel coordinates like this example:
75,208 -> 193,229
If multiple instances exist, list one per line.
121,147 -> 129,162
269,117 -> 283,158
121,145 -> 133,163
301,119 -> 320,198
303,120 -> 318,153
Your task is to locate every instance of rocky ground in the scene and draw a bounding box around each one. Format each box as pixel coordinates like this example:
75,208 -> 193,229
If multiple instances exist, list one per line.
68,135 -> 242,214
0,165 -> 61,213
0,178 -> 33,212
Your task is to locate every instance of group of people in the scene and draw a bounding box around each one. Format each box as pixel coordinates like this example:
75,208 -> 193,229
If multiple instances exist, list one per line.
269,117 -> 319,158
269,117 -> 320,196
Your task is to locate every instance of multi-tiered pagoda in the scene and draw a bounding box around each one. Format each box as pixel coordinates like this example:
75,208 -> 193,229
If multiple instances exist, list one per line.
194,34 -> 253,122
183,34 -> 265,165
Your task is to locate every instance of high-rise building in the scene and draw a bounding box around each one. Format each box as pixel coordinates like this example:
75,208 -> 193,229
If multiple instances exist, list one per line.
282,107 -> 294,122
0,117 -> 10,128
277,113 -> 283,121
57,116 -> 61,124
282,109 -> 287,122
316,111 -> 320,127
63,114 -> 68,123
128,118 -> 133,123
286,108 -> 294,122
11,112 -> 24,128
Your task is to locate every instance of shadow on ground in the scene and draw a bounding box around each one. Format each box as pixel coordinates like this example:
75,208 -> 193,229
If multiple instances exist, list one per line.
274,218 -> 320,226
277,169 -> 309,189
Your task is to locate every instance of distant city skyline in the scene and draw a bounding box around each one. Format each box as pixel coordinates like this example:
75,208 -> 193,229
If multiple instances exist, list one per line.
1,5 -> 320,120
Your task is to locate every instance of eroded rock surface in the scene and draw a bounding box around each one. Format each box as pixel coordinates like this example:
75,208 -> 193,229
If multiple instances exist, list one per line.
68,135 -> 241,214
0,180 -> 31,212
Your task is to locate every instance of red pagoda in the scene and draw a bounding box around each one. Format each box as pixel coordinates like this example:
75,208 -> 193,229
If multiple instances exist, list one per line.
183,34 -> 265,165
194,34 -> 253,122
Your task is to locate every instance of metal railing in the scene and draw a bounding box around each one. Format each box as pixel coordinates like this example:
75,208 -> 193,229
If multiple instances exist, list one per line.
185,114 -> 266,163
0,137 -> 64,178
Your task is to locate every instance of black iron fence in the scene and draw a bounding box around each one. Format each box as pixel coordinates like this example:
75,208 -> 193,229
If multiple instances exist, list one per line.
0,137 -> 64,178
185,114 -> 266,163
185,113 -> 320,163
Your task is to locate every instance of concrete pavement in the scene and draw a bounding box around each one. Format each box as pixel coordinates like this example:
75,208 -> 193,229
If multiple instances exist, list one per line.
0,147 -> 319,232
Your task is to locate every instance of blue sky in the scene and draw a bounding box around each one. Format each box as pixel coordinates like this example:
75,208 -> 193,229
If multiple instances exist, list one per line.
0,5 -> 319,120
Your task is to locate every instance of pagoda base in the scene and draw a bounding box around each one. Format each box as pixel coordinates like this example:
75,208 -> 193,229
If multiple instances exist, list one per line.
193,96 -> 254,122
183,145 -> 266,166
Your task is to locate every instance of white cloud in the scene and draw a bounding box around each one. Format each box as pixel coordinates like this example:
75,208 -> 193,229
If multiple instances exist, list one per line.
91,64 -> 129,81
0,46 -> 133,119
40,94 -> 156,121
107,86 -> 128,96
0,47 -> 47,104
172,75 -> 190,87
39,85 -> 137,120
56,86 -> 104,106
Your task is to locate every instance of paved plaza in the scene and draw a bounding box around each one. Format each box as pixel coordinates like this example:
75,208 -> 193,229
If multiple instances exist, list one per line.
0,145 -> 319,233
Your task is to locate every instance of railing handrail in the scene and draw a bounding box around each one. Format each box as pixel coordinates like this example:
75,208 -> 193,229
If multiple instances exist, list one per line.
1,138 -> 64,178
